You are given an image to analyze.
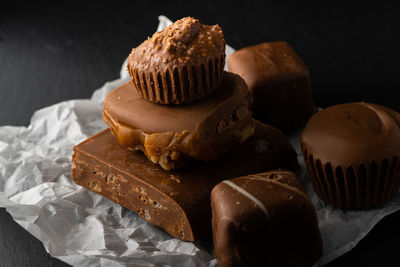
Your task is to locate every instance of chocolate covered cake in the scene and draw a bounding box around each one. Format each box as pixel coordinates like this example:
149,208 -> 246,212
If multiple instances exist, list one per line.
211,170 -> 322,267
103,71 -> 254,170
128,17 -> 225,104
228,41 -> 314,131
301,102 -> 400,209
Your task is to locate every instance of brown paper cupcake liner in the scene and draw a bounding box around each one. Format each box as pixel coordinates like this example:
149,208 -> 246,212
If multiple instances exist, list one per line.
130,55 -> 225,105
302,147 -> 400,209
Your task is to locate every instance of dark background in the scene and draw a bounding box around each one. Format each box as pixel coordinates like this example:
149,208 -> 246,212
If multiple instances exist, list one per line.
1,1 -> 400,266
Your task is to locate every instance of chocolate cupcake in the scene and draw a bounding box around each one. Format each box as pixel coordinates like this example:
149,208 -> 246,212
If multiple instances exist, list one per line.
301,102 -> 400,209
127,17 -> 226,104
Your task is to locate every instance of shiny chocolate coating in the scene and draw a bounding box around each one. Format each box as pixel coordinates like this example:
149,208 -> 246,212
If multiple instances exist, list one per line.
128,17 -> 226,104
71,122 -> 299,242
103,71 -> 253,170
228,41 -> 314,131
211,170 -> 322,267
301,102 -> 400,209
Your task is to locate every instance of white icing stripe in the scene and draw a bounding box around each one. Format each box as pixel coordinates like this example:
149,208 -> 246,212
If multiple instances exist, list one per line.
247,176 -> 311,202
223,180 -> 270,219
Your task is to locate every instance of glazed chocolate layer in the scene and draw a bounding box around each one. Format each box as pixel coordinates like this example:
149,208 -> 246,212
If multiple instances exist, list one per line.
228,41 -> 314,131
211,170 -> 322,267
301,102 -> 400,209
72,122 -> 298,241
301,102 -> 400,165
103,71 -> 253,170
128,17 -> 226,104
104,72 -> 250,133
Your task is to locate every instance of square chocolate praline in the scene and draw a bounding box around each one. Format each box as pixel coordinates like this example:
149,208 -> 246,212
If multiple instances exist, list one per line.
228,41 -> 314,131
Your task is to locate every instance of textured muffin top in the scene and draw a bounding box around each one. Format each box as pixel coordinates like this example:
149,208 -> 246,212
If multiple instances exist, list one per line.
301,102 -> 400,166
128,17 -> 225,72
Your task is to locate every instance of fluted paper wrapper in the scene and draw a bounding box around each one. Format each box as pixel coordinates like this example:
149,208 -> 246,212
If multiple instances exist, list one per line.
1,16 -> 400,267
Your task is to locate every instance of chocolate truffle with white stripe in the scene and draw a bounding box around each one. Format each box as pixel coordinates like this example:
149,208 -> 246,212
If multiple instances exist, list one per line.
211,170 -> 322,267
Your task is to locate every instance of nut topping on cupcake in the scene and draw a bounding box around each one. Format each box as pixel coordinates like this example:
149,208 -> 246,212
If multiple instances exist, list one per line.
128,17 -> 226,104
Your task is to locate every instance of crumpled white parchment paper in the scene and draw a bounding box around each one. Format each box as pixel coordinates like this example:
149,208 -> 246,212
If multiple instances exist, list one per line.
1,15 -> 400,267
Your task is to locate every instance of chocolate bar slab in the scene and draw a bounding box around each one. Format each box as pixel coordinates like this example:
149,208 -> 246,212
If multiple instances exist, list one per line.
71,122 -> 298,241
228,41 -> 314,131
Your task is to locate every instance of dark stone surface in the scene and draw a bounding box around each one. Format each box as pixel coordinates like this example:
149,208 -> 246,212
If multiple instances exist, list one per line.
1,1 -> 399,266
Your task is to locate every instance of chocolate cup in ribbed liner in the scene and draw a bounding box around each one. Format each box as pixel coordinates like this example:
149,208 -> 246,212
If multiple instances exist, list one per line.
301,148 -> 400,209
128,17 -> 226,104
130,55 -> 225,104
300,102 -> 400,209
